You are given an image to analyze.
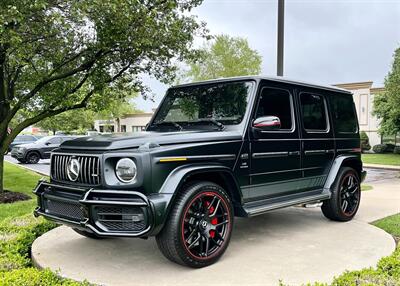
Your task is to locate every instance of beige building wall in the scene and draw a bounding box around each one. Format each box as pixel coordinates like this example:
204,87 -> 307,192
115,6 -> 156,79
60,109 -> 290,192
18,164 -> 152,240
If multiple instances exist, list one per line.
94,112 -> 153,133
334,82 -> 382,147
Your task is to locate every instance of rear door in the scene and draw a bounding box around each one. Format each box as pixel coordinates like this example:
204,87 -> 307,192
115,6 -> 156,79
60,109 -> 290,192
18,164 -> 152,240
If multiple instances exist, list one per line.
248,82 -> 301,200
297,89 -> 335,190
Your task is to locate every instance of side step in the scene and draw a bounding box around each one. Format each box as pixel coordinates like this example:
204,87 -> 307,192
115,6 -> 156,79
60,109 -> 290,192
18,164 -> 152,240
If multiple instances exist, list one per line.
243,190 -> 331,217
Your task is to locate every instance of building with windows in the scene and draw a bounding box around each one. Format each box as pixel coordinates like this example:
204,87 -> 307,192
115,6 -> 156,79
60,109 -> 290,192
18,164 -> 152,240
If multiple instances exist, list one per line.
94,112 -> 153,134
334,81 -> 384,147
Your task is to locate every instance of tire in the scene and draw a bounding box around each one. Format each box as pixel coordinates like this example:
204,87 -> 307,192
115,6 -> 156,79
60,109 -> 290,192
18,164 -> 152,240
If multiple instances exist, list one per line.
321,167 -> 361,222
73,228 -> 103,239
156,181 -> 234,268
25,151 -> 40,164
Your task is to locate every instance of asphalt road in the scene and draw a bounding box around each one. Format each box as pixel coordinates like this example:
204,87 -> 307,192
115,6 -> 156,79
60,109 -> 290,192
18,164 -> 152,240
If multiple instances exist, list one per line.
5,154 -> 50,176
5,154 -> 399,183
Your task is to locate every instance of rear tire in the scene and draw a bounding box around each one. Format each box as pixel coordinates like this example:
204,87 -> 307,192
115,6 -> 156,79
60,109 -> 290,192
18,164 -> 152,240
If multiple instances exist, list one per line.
26,151 -> 40,164
73,228 -> 103,239
321,167 -> 361,222
156,181 -> 233,268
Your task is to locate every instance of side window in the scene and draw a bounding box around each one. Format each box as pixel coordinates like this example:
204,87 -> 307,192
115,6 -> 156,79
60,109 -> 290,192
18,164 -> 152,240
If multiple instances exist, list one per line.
300,93 -> 328,131
255,87 -> 293,130
331,94 -> 358,133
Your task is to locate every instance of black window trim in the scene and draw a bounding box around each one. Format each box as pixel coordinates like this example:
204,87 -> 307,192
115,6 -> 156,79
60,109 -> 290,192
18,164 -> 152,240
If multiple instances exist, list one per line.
254,86 -> 296,134
299,91 -> 330,134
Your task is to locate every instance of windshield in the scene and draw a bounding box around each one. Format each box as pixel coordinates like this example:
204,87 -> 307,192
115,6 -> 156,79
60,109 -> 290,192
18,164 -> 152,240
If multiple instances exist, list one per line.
35,136 -> 52,144
148,81 -> 254,131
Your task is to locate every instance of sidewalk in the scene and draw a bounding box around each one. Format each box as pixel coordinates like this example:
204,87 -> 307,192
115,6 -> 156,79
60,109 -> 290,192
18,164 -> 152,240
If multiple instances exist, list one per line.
364,163 -> 400,171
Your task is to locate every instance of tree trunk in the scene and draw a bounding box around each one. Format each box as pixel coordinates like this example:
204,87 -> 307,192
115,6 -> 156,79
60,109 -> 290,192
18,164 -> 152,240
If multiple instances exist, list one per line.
0,152 -> 4,192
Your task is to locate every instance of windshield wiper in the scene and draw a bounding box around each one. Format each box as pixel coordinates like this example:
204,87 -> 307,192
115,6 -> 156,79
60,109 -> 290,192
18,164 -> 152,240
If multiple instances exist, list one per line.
195,119 -> 225,130
151,121 -> 183,131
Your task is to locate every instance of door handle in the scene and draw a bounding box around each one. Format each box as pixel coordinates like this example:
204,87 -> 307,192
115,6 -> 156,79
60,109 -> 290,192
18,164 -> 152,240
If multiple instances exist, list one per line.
304,150 -> 327,155
288,151 -> 300,156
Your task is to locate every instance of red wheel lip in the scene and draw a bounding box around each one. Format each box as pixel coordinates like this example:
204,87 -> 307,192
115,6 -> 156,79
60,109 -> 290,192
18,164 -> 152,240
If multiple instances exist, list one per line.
339,172 -> 361,217
180,191 -> 232,260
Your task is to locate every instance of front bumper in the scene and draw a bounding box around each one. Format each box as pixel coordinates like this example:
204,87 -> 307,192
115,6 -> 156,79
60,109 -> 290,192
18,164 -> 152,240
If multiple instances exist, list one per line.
33,181 -> 170,237
11,149 -> 25,159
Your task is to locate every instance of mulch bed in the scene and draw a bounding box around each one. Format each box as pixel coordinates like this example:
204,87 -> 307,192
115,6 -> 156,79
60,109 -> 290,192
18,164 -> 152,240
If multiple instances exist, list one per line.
0,190 -> 31,204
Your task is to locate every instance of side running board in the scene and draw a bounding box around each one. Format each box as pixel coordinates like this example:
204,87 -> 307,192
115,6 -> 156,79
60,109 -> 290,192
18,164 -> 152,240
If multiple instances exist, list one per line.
243,190 -> 331,217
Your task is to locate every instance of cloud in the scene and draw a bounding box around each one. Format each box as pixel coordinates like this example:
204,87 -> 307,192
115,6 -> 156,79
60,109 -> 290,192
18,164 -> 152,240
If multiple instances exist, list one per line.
136,0 -> 400,111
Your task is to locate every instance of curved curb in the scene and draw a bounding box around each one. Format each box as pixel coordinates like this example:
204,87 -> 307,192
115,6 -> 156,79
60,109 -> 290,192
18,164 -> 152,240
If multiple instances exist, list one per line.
32,208 -> 396,286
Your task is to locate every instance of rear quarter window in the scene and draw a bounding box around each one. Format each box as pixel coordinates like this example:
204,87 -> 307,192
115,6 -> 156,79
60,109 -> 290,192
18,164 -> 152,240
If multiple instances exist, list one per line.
331,93 -> 358,133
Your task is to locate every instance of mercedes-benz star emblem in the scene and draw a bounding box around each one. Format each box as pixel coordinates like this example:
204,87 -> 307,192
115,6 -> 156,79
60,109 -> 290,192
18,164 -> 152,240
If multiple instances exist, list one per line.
67,158 -> 80,182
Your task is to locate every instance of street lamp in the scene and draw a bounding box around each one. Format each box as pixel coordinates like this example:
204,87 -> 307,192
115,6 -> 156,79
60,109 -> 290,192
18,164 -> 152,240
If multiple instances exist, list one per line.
277,0 -> 285,76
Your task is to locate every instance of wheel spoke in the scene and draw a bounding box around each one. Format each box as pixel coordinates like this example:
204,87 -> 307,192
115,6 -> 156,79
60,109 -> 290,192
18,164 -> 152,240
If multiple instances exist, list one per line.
215,220 -> 229,227
204,237 -> 210,257
210,199 -> 221,217
207,196 -> 217,210
185,228 -> 197,243
188,233 -> 201,249
341,200 -> 348,212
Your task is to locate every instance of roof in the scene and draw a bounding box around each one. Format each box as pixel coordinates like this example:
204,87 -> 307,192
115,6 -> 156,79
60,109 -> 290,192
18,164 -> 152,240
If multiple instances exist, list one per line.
333,81 -> 373,90
172,75 -> 352,94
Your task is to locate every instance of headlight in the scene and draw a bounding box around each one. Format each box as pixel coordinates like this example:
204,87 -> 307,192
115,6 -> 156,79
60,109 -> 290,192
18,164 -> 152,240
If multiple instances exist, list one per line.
115,158 -> 137,183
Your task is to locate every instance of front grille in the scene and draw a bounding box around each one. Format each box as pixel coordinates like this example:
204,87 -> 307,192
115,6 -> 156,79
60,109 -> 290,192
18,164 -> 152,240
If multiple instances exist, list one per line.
44,198 -> 84,222
51,154 -> 101,185
94,206 -> 147,232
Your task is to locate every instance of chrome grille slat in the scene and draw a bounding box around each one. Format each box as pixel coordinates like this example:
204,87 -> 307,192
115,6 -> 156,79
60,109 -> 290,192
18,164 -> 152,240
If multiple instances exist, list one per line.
51,154 -> 101,186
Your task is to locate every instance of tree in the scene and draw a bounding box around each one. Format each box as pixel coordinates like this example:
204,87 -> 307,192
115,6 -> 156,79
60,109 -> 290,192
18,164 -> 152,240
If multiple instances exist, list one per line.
0,0 -> 207,192
373,47 -> 400,136
183,34 -> 262,82
37,92 -> 140,134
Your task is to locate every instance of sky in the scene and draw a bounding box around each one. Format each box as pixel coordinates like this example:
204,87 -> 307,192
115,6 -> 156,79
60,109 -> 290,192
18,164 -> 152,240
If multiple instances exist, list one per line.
135,0 -> 400,112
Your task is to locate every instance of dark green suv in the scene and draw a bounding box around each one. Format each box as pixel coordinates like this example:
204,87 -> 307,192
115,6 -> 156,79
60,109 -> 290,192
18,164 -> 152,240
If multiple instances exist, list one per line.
34,76 -> 366,268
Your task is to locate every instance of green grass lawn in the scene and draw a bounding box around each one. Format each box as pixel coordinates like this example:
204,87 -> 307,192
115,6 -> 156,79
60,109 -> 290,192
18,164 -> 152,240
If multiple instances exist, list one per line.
362,153 -> 400,166
0,162 -> 43,221
373,213 -> 400,241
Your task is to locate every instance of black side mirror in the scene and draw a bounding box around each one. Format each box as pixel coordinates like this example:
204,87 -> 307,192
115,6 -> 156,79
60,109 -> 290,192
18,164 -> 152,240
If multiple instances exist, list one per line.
45,142 -> 51,146
253,116 -> 281,131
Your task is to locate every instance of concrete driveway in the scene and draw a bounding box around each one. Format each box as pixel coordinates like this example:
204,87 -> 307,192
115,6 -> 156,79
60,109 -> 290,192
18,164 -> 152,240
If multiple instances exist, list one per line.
5,155 -> 50,176
32,175 -> 400,286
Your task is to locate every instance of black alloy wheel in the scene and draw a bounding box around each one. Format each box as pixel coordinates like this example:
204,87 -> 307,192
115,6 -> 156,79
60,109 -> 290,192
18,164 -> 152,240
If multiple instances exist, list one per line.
156,181 -> 233,268
26,152 -> 40,164
339,173 -> 360,217
181,191 -> 230,259
321,167 -> 361,221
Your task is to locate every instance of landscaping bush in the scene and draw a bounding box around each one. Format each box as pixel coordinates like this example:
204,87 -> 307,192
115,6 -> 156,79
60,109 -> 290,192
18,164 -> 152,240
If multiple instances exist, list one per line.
394,146 -> 400,154
360,131 -> 371,152
373,144 -> 388,153
386,144 -> 396,153
0,268 -> 88,286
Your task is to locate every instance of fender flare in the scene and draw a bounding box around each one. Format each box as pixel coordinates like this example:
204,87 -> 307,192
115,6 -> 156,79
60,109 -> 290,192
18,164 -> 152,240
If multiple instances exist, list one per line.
149,164 -> 242,235
323,155 -> 362,193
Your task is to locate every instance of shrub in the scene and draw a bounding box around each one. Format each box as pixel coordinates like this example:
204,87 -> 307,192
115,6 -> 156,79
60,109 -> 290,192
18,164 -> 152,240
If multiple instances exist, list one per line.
360,131 -> 371,152
386,144 -> 396,153
394,146 -> 400,154
373,144 -> 388,153
0,268 -> 88,286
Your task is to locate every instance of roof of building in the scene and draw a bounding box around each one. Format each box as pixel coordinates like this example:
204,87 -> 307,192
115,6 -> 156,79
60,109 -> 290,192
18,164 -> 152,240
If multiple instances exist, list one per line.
333,81 -> 373,90
173,75 -> 352,94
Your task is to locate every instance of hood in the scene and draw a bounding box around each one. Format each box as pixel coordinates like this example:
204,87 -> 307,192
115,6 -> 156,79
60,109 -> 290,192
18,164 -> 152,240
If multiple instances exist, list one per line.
60,130 -> 243,151
13,143 -> 36,149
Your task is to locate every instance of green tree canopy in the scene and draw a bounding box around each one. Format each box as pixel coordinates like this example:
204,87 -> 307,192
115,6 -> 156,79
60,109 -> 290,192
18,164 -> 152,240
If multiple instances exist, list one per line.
183,34 -> 262,82
373,47 -> 400,135
0,0 -> 207,192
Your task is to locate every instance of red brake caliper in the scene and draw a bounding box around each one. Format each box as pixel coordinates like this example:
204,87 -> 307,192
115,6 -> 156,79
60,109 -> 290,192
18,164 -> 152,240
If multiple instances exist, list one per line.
208,201 -> 217,238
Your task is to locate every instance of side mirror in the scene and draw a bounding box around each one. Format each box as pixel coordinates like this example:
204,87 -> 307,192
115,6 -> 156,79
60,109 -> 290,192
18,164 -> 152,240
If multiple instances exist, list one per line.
45,142 -> 51,146
253,116 -> 281,131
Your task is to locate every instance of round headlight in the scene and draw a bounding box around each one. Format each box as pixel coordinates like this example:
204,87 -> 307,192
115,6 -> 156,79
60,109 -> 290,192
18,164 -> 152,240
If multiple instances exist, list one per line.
115,158 -> 137,183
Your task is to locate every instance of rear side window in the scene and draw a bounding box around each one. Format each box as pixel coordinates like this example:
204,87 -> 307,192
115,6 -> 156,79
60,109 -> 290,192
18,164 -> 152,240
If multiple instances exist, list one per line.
300,93 -> 328,131
331,93 -> 358,133
255,87 -> 293,130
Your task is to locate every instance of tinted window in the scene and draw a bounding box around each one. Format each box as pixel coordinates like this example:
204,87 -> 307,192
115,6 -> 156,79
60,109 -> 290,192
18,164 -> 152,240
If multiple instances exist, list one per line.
255,88 -> 293,130
300,93 -> 328,131
331,94 -> 358,133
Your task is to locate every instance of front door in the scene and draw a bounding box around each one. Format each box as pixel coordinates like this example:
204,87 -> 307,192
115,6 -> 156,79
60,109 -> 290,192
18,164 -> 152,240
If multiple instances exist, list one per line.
248,83 -> 301,201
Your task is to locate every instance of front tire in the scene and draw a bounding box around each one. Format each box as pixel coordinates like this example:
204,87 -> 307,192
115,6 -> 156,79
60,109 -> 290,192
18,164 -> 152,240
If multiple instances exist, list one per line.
156,181 -> 234,268
26,151 -> 40,164
321,167 -> 361,222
